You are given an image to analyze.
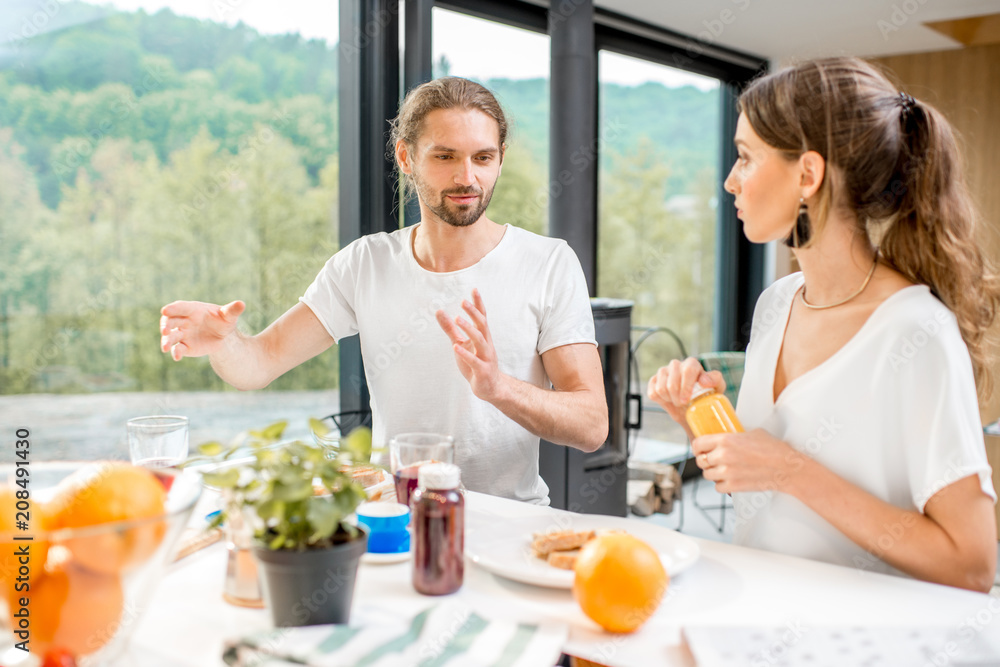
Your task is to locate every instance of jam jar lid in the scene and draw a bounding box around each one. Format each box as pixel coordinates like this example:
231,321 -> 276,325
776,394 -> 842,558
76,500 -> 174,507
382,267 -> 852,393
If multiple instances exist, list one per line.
417,462 -> 461,490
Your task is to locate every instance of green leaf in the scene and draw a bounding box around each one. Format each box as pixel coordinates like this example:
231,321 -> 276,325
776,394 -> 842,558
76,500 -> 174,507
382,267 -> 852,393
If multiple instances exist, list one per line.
306,497 -> 338,542
317,463 -> 347,489
255,448 -> 279,467
309,417 -> 332,437
272,475 -> 312,502
200,468 -> 240,490
248,420 -> 286,444
256,498 -> 285,521
197,441 -> 225,457
261,420 -> 288,441
342,426 -> 372,464
329,480 -> 366,516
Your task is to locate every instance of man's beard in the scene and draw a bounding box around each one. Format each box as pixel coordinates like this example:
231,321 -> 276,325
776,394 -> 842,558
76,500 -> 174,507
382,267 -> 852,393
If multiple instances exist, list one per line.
411,173 -> 497,228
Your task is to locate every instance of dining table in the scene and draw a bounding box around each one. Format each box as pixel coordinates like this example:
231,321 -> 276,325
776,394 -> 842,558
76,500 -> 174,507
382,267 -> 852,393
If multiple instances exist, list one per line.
115,488 -> 1000,666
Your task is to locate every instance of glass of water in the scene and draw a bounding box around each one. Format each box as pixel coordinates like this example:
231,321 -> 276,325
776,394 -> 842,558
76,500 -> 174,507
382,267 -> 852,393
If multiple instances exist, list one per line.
127,415 -> 189,468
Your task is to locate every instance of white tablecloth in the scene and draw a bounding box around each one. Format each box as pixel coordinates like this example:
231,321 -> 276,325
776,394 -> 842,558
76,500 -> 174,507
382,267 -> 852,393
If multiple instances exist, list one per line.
118,491 -> 1000,666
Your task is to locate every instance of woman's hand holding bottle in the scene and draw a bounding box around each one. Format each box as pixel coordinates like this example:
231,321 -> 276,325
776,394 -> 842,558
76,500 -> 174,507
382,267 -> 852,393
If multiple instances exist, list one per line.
646,357 -> 727,439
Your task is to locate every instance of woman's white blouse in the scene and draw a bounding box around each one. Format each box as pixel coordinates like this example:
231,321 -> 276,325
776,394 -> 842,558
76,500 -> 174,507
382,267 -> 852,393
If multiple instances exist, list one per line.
733,273 -> 996,577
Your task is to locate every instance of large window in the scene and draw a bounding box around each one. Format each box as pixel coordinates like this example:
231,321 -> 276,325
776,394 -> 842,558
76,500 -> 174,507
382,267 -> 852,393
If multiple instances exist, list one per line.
0,0 -> 341,459
431,7 -> 549,235
2,1 -> 761,460
596,50 -> 721,442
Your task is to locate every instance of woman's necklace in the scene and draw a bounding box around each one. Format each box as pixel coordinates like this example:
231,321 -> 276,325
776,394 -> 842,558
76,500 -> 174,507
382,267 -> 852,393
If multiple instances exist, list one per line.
800,253 -> 879,310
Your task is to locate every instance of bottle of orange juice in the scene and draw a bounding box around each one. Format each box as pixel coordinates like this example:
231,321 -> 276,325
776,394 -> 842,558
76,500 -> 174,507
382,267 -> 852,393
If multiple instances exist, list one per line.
685,382 -> 744,437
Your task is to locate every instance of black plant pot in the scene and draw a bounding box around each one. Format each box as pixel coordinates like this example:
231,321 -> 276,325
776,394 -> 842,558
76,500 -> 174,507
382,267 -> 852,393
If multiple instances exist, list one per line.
253,527 -> 368,627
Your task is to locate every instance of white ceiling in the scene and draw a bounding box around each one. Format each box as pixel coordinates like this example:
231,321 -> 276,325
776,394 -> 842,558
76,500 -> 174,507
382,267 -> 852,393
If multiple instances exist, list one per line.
598,0 -> 1000,62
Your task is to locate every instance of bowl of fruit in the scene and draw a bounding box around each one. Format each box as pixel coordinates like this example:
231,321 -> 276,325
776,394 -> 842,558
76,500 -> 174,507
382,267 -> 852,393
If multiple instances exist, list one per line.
0,461 -> 201,666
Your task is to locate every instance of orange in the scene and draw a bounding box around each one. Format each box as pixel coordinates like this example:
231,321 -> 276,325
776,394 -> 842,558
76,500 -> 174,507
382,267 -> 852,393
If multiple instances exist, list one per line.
572,533 -> 669,633
49,462 -> 167,575
0,484 -> 52,596
14,558 -> 124,658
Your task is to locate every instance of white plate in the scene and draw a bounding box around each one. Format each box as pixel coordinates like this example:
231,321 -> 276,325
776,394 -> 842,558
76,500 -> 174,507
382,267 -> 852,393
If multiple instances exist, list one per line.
465,514 -> 700,589
362,549 -> 411,565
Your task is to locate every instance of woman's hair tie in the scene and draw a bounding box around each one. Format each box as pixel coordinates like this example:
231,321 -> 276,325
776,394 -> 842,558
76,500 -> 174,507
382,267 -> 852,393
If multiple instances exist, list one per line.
898,92 -> 916,114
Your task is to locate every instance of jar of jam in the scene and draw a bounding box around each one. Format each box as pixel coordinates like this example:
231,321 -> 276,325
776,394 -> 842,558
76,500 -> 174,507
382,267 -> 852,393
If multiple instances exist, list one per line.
412,462 -> 464,595
685,382 -> 744,437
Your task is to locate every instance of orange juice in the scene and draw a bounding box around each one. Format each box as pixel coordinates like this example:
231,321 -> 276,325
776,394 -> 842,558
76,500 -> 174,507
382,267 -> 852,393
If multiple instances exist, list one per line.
685,383 -> 744,437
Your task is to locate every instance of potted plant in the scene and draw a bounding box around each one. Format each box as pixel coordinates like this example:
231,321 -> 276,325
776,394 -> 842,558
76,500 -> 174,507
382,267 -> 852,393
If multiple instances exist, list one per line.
197,421 -> 371,627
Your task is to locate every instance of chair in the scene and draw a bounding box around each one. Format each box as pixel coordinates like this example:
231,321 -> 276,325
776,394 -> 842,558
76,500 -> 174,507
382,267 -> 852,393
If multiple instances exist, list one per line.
691,351 -> 745,533
319,409 -> 372,436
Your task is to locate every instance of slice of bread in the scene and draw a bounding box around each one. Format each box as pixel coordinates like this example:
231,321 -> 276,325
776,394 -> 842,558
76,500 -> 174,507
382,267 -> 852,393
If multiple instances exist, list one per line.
530,529 -> 596,557
343,464 -> 383,488
546,549 -> 580,570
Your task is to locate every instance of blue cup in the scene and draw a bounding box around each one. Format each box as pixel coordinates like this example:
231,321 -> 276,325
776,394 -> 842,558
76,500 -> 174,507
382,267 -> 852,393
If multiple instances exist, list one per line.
356,502 -> 410,554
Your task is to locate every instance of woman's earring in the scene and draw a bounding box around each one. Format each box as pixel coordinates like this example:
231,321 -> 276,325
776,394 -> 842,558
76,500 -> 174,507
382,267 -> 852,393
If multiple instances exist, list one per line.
784,197 -> 811,248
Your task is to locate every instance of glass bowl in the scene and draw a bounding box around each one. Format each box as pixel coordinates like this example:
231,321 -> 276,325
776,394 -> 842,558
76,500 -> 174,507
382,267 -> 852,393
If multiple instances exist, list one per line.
0,462 -> 201,665
310,416 -> 341,454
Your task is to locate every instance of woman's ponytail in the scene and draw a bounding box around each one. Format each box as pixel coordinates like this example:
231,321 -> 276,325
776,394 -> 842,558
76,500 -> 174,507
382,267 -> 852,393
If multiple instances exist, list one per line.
878,100 -> 1000,397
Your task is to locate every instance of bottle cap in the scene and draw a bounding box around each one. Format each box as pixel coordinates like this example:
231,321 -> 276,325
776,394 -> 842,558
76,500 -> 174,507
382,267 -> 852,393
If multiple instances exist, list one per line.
418,462 -> 461,490
689,382 -> 715,402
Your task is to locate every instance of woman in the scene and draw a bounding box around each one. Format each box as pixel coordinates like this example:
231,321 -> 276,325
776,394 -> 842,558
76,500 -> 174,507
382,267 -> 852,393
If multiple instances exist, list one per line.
648,57 -> 998,591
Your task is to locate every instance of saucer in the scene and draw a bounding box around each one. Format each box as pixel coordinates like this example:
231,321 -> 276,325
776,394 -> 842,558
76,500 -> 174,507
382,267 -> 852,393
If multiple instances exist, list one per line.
361,550 -> 411,565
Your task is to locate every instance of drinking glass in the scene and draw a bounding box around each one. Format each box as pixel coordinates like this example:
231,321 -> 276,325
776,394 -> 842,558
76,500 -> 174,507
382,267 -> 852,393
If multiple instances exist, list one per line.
127,415 -> 189,468
389,433 -> 454,507
221,492 -> 264,608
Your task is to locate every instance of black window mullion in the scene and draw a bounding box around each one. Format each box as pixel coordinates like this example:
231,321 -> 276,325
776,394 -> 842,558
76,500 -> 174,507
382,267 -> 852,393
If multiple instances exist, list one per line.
337,0 -> 401,420
714,82 -> 766,352
434,0 -> 547,34
402,0 -> 434,227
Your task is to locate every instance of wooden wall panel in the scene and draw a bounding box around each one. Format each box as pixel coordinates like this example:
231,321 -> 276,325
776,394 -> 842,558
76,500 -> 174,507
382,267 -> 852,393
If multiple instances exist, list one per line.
873,44 -> 1000,423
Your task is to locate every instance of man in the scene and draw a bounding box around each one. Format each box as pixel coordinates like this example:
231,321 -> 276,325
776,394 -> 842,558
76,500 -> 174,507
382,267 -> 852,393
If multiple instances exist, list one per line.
159,77 -> 607,504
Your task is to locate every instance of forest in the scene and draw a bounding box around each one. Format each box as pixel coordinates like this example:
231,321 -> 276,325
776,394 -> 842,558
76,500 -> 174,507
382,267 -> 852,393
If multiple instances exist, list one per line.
0,2 -> 720,396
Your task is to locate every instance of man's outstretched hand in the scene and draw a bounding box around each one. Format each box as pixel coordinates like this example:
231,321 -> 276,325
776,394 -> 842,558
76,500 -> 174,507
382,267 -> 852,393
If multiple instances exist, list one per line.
436,289 -> 504,402
160,300 -> 245,361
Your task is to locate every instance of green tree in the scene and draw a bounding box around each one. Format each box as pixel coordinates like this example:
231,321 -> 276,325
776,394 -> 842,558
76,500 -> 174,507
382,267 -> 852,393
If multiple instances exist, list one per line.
276,95 -> 338,177
217,56 -> 266,103
598,140 -> 716,382
487,144 -> 546,235
136,54 -> 183,94
137,129 -> 251,391
262,52 -> 305,98
38,32 -> 143,92
0,129 -> 53,390
234,127 -> 339,390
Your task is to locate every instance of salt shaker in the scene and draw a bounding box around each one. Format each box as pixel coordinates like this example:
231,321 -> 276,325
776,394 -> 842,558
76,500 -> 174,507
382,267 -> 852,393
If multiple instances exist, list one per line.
411,462 -> 464,595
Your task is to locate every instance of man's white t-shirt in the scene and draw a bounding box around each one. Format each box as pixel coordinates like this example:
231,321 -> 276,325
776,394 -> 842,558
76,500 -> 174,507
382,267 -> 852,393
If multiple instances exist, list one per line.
300,223 -> 597,504
734,273 -> 996,576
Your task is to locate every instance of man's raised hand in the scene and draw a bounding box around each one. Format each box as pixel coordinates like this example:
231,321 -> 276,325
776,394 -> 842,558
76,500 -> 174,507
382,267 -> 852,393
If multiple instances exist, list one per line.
435,289 -> 503,402
160,300 -> 245,361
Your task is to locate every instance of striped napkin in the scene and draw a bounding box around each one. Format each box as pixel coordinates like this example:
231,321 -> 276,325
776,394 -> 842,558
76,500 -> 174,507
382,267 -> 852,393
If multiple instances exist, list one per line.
222,602 -> 567,667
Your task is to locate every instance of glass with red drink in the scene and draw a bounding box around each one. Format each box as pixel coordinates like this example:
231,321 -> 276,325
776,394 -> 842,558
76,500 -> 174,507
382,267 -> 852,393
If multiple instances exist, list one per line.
388,433 -> 454,507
